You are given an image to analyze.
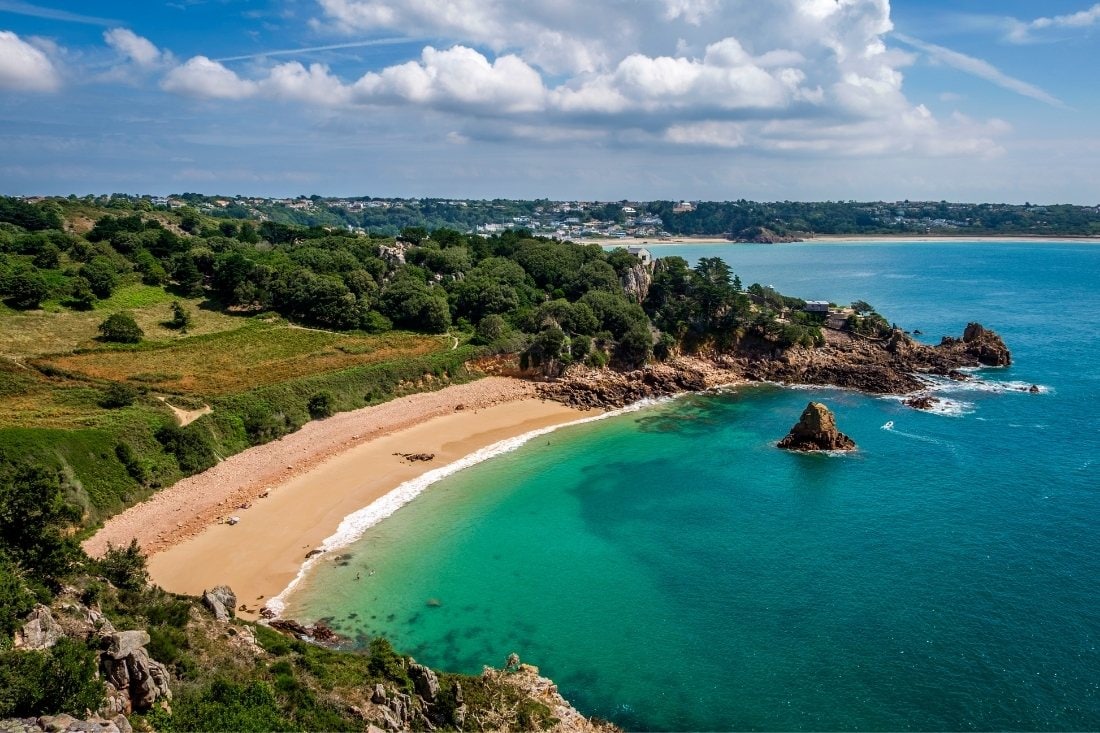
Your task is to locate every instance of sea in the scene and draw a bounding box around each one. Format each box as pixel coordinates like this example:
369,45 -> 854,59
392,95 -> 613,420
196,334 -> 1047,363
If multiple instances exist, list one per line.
282,241 -> 1100,731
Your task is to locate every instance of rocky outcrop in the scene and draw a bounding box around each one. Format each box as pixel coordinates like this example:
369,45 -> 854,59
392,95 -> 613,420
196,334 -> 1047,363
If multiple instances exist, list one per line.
489,659 -> 619,733
620,262 -> 652,304
739,323 -> 1012,395
538,356 -> 742,409
100,631 -> 172,714
201,585 -> 237,622
938,322 -> 1012,367
729,226 -> 801,243
0,714 -> 132,733
777,402 -> 856,452
14,605 -> 62,651
409,663 -> 441,702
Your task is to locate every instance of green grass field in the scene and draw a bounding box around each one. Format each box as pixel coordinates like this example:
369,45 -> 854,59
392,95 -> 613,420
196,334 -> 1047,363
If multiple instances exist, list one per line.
0,280 -> 481,525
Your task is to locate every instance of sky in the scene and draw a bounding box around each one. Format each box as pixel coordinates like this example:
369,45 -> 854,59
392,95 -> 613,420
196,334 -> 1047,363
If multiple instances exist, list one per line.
0,0 -> 1098,203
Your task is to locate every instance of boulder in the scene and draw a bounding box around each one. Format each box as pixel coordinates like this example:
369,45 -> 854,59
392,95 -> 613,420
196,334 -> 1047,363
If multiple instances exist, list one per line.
777,402 -> 856,452
14,605 -> 62,651
105,631 -> 150,660
620,262 -> 652,304
371,683 -> 387,704
904,395 -> 938,410
201,586 -> 237,622
409,663 -> 440,702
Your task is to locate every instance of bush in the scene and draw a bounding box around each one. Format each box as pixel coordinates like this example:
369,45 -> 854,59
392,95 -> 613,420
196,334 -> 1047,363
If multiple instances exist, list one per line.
166,301 -> 193,332
115,442 -> 149,485
307,392 -> 334,420
155,423 -> 217,474
98,312 -> 143,343
98,539 -> 148,591
66,276 -> 96,310
81,257 -> 119,299
149,677 -> 290,733
0,553 -> 34,648
0,638 -> 105,718
99,382 -> 137,408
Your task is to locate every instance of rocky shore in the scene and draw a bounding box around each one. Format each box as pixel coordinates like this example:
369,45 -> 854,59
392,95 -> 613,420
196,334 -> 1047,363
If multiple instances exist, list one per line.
541,323 -> 1010,409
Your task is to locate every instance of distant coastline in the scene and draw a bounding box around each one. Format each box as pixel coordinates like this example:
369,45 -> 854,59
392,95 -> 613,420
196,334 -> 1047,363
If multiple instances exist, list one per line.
581,234 -> 1100,246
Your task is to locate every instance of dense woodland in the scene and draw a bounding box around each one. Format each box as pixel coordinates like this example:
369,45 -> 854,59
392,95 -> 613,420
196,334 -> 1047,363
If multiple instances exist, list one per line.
0,194 -> 849,727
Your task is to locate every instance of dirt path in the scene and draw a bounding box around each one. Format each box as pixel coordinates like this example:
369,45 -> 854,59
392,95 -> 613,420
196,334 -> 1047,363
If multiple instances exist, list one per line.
157,397 -> 213,427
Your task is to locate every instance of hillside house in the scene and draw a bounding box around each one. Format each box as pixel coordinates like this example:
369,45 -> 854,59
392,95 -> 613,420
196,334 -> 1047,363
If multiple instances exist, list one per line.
626,246 -> 652,264
803,301 -> 830,314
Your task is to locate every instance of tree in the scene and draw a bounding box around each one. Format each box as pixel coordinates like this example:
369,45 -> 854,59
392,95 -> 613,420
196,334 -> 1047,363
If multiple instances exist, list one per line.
3,270 -> 49,309
167,300 -> 193,332
98,312 -> 143,343
66,276 -> 96,310
98,539 -> 148,591
81,257 -> 119,299
0,460 -> 81,582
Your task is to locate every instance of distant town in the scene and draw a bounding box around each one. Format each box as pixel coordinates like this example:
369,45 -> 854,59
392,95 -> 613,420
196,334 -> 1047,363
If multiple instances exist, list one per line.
15,194 -> 1100,239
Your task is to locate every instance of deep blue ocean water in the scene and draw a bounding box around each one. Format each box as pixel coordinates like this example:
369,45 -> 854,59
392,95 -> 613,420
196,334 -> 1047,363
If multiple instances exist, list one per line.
286,242 -> 1100,731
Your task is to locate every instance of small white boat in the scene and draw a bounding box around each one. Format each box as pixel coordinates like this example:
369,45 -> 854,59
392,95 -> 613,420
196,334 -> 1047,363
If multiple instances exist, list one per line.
882,421 -> 894,430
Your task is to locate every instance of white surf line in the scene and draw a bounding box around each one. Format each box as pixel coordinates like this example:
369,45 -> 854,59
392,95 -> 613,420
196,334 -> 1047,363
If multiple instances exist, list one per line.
263,397 -> 671,618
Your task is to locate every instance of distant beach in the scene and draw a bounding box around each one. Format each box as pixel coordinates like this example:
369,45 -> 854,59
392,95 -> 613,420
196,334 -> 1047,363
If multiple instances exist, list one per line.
84,377 -> 588,618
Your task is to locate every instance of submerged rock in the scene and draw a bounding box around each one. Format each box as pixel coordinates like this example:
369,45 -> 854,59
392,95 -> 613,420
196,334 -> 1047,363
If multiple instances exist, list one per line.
777,402 -> 856,452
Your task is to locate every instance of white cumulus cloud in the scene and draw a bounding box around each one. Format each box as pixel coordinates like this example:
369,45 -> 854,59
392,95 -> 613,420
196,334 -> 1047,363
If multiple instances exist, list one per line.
161,56 -> 258,99
0,30 -> 60,91
104,28 -> 165,68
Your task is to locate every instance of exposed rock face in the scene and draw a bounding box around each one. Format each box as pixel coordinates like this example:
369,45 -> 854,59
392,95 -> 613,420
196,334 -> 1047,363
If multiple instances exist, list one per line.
100,632 -> 171,714
409,663 -> 441,702
740,323 -> 1012,394
491,662 -> 619,733
538,356 -> 742,409
14,605 -> 62,651
0,714 -> 132,733
620,262 -> 652,304
777,402 -> 856,452
941,322 -> 1012,367
201,585 -> 237,622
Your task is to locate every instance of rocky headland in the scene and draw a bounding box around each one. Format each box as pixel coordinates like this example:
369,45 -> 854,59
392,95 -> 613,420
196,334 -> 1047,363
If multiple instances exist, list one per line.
542,322 -> 1011,409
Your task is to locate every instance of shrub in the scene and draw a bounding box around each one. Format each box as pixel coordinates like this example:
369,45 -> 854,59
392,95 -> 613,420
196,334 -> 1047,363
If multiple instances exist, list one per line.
98,312 -> 143,343
0,553 -> 34,648
307,392 -> 334,420
115,442 -> 149,484
0,638 -> 105,718
166,300 -> 193,332
99,381 -> 137,408
149,677 -> 290,733
66,276 -> 96,311
81,257 -> 119,299
98,539 -> 148,591
155,423 -> 217,474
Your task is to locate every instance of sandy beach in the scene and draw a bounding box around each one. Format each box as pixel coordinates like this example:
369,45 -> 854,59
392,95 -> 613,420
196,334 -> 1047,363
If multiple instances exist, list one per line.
84,377 -> 588,618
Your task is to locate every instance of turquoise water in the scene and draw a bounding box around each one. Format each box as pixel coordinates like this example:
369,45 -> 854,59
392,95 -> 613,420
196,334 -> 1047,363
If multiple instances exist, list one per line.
285,242 -> 1100,730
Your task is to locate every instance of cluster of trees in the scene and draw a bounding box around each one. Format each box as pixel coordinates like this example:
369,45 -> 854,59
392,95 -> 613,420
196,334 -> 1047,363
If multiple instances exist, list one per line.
1,196 -> 832,371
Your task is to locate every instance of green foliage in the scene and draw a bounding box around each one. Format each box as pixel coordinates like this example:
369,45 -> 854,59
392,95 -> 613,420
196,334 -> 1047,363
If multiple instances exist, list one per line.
81,257 -> 119,299
0,460 -> 81,583
99,381 -> 137,408
155,423 -> 217,474
98,539 -> 148,591
0,552 -> 34,647
97,312 -> 143,343
2,269 -> 49,309
166,300 -> 193,332
307,392 -> 334,420
152,677 -> 291,733
0,638 -> 104,718
367,637 -> 409,683
114,442 -> 150,485
66,276 -> 97,310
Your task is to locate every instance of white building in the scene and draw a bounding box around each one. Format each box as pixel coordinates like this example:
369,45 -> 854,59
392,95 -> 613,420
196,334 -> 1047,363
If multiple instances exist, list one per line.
626,246 -> 652,264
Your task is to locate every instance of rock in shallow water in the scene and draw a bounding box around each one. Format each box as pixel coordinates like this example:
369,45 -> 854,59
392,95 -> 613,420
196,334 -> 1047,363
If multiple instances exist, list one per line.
777,402 -> 857,452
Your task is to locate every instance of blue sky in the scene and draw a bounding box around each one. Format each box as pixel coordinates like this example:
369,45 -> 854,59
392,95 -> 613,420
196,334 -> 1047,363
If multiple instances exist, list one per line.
0,0 -> 1097,203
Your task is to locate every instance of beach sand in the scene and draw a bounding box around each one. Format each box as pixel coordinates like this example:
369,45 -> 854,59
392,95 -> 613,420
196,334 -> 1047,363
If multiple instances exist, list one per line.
84,377 -> 588,618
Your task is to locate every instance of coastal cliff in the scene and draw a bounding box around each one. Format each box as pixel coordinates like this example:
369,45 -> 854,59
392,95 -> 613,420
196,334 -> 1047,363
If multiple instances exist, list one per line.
540,323 -> 1011,408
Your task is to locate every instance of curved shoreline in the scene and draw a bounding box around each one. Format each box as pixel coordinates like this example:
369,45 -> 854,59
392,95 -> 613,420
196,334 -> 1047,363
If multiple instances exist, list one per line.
84,378 -> 589,616
266,396 -> 671,618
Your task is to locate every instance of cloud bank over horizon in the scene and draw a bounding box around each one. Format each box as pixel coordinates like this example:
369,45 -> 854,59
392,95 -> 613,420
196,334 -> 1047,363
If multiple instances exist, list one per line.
0,0 -> 1096,202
